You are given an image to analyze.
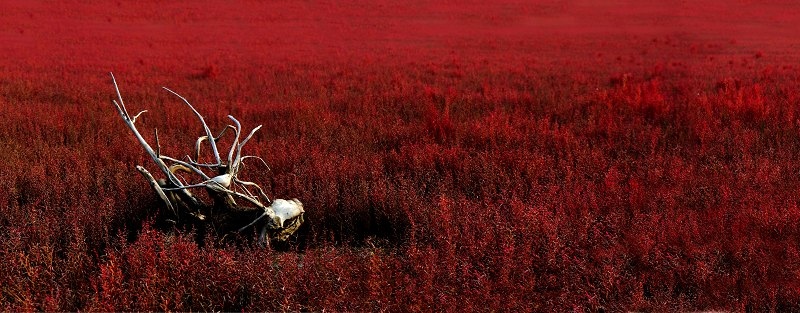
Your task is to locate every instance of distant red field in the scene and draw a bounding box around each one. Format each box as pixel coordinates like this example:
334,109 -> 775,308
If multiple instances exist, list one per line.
2,1 -> 800,311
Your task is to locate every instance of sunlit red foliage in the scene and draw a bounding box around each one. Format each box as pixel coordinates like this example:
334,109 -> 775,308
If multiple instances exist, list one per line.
2,1 -> 800,311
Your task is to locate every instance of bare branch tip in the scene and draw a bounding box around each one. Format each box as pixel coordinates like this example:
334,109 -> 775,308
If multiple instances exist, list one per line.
131,110 -> 148,123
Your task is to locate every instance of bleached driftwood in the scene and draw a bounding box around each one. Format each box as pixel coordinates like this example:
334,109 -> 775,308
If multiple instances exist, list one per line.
109,73 -> 303,246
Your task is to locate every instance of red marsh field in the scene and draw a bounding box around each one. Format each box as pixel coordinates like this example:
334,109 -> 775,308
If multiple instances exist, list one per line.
2,1 -> 800,311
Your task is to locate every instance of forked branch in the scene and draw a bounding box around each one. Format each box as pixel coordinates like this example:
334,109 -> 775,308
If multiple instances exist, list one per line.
163,87 -> 223,166
109,73 -> 304,246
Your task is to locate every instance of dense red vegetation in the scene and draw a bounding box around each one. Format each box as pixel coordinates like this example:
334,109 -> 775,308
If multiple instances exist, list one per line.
2,1 -> 800,311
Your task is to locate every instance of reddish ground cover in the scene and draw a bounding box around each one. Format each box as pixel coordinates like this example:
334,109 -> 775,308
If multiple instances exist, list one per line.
2,0 -> 800,311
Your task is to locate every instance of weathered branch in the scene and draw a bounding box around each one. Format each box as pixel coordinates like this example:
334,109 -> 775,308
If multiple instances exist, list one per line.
194,125 -> 235,162
154,129 -> 161,157
240,155 -> 271,171
226,115 -> 242,168
110,72 -> 130,117
110,73 -> 304,246
131,110 -> 147,124
136,165 -> 177,217
159,156 -> 211,180
163,87 -> 223,166
233,125 -> 263,173
110,74 -> 183,189
235,178 -> 271,203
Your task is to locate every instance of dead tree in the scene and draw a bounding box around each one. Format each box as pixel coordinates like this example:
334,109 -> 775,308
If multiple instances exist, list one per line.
109,73 -> 303,246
